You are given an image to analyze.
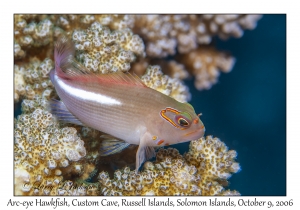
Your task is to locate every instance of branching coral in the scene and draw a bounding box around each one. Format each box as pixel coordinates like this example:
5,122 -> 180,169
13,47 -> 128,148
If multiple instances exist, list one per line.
141,65 -> 191,103
14,57 -> 54,102
131,58 -> 189,80
21,95 -> 49,114
14,109 -> 87,195
94,15 -> 135,30
72,22 -> 145,74
133,14 -> 262,58
185,135 -> 241,195
98,136 -> 240,196
51,14 -> 134,32
14,14 -> 115,61
14,16 -> 54,59
179,47 -> 236,90
196,14 -> 262,42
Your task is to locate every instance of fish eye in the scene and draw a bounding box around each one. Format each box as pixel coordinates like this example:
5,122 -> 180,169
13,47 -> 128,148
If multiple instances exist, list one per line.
178,118 -> 189,127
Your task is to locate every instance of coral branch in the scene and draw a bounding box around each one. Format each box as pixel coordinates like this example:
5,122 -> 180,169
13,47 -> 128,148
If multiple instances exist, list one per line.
98,136 -> 240,196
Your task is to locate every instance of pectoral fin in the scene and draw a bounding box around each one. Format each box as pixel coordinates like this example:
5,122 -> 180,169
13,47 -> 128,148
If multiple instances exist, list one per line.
99,134 -> 130,156
135,132 -> 156,173
50,99 -> 84,126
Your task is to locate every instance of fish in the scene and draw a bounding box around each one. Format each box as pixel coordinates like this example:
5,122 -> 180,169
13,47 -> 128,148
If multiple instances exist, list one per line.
49,36 -> 205,172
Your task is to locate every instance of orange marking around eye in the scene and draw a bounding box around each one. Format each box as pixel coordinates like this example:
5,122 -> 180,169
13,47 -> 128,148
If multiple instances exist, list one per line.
152,136 -> 157,140
157,139 -> 164,145
165,107 -> 180,114
160,107 -> 183,129
160,110 -> 178,128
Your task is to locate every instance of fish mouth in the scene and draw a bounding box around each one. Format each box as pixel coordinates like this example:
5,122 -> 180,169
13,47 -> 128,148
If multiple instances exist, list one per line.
184,125 -> 205,138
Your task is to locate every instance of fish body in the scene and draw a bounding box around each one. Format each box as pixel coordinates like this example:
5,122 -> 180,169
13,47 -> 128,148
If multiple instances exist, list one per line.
50,37 -> 205,172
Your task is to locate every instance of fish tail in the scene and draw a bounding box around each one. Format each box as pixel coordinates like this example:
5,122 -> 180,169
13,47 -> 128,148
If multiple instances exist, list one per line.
54,36 -> 75,79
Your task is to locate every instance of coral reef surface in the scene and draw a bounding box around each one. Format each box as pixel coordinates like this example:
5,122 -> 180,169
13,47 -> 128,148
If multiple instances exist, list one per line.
98,136 -> 240,196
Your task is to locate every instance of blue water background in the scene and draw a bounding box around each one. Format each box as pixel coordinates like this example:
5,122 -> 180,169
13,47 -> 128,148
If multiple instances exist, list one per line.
174,14 -> 286,196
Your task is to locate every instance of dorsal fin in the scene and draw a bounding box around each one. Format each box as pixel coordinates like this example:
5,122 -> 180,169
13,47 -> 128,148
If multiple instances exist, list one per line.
78,72 -> 147,87
54,36 -> 92,79
55,36 -> 147,87
54,36 -> 74,79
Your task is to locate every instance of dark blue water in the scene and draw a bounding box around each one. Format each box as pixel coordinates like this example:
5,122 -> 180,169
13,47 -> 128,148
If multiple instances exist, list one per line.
176,14 -> 286,196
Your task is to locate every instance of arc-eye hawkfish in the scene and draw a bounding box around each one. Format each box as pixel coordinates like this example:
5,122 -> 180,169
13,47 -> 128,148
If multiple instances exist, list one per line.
50,36 -> 205,173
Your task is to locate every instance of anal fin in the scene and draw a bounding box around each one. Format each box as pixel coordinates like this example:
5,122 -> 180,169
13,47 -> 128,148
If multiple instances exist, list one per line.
50,99 -> 84,126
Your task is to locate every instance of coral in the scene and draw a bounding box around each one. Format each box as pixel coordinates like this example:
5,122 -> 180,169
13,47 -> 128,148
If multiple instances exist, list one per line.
141,65 -> 190,103
51,14 -> 134,32
179,47 -> 235,90
51,179 -> 99,196
78,127 -> 103,164
72,22 -> 145,74
130,58 -> 150,76
98,136 -> 240,196
133,15 -> 183,58
50,15 -> 95,32
14,109 -> 87,195
133,14 -> 261,58
14,14 -> 101,60
195,14 -> 262,42
184,135 -> 241,195
14,65 -> 26,102
14,57 -> 55,102
158,60 -> 189,80
131,59 -> 189,81
94,15 -> 135,30
77,126 -> 138,177
14,15 -> 54,59
21,95 -> 49,114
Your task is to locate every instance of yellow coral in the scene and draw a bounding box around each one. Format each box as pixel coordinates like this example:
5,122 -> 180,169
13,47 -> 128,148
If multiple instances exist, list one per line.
72,22 -> 145,74
14,15 -> 54,59
14,57 -> 54,102
21,96 -> 49,114
179,47 -> 235,90
98,136 -> 240,196
131,59 -> 189,81
95,15 -> 135,30
161,60 -> 189,80
51,14 -> 134,32
185,135 -> 241,195
133,14 -> 262,58
141,65 -> 190,103
196,14 -> 262,42
14,109 -> 86,195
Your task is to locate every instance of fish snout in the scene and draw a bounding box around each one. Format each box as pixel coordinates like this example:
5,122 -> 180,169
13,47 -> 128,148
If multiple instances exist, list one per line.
184,123 -> 205,140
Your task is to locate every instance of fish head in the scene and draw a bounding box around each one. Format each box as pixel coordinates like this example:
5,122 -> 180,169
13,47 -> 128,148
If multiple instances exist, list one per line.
159,103 -> 205,144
